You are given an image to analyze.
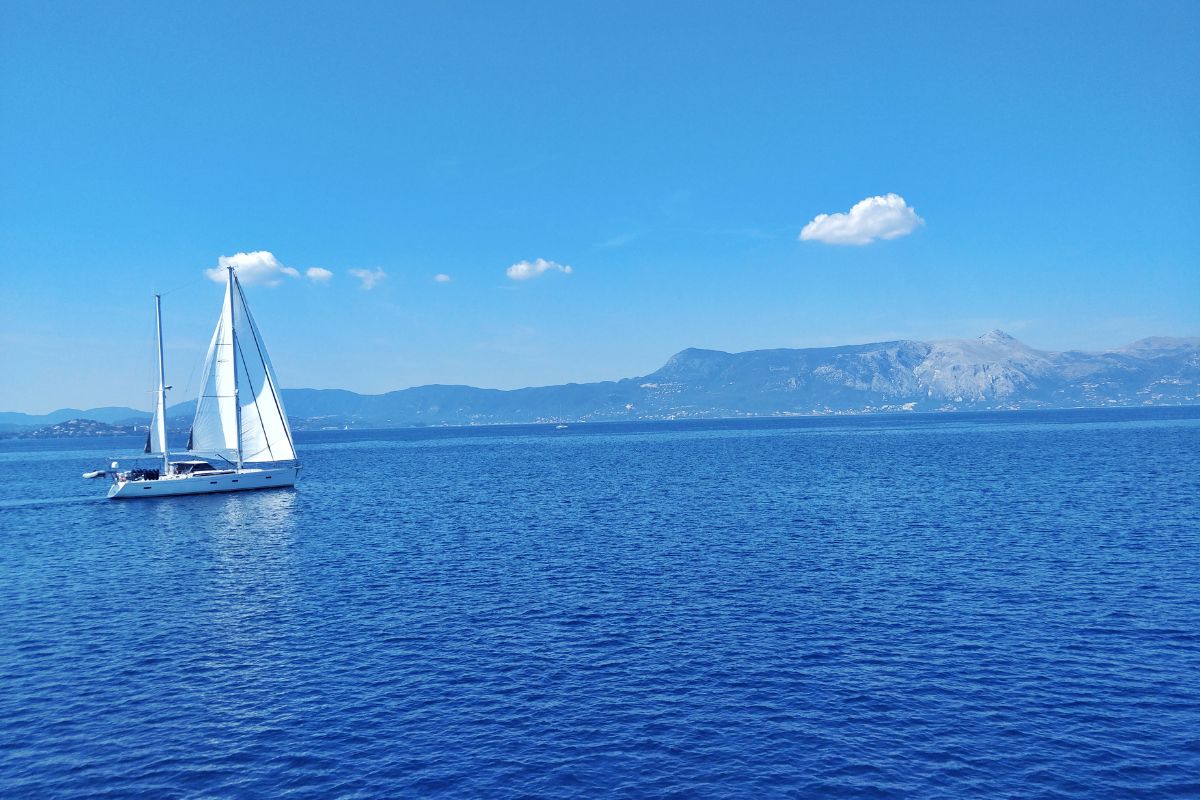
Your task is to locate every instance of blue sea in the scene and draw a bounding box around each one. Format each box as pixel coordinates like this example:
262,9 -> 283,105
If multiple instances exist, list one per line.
1,408 -> 1198,798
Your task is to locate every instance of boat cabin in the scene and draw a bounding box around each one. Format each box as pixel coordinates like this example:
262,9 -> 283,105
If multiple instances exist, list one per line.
170,460 -> 232,476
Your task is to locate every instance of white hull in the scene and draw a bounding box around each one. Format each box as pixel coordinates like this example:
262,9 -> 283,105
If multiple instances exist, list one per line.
107,466 -> 299,499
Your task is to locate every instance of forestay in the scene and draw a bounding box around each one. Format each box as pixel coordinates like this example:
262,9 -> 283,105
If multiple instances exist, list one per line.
188,272 -> 296,464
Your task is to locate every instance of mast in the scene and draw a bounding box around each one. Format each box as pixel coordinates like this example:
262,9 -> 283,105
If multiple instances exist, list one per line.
154,293 -> 169,474
228,265 -> 243,471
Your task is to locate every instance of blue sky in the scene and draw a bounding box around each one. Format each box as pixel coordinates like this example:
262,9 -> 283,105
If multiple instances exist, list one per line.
1,1 -> 1197,412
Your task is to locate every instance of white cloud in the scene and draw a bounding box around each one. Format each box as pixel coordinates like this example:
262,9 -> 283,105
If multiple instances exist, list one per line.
349,267 -> 387,290
506,258 -> 573,281
434,273 -> 452,283
306,267 -> 333,283
799,193 -> 924,245
205,251 -> 300,286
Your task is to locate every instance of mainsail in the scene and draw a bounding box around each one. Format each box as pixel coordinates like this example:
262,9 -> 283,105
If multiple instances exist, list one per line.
188,270 -> 296,464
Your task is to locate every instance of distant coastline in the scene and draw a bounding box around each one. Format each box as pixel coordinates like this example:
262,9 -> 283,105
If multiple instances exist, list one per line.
0,418 -> 147,440
3,404 -> 1199,442
4,330 -> 1197,436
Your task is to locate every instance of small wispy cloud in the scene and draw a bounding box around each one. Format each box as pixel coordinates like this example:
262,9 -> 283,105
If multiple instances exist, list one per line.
349,268 -> 387,290
205,251 -> 300,286
306,267 -> 333,283
434,273 -> 452,283
715,226 -> 775,242
506,258 -> 573,281
799,194 -> 924,245
596,231 -> 640,249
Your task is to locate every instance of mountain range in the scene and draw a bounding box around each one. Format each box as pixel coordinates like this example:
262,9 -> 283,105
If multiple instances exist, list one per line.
2,331 -> 1196,432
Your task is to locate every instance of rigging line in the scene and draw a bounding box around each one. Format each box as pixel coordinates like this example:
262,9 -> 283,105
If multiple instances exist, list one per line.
157,275 -> 208,298
235,278 -> 296,455
180,345 -> 202,399
180,311 -> 229,412
232,316 -> 275,462
186,348 -> 213,451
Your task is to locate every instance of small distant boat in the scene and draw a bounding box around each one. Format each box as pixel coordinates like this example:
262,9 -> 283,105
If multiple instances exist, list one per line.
555,424 -> 569,429
101,265 -> 299,499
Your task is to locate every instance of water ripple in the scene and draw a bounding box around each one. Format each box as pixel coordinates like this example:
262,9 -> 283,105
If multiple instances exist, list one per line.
1,409 -> 1198,797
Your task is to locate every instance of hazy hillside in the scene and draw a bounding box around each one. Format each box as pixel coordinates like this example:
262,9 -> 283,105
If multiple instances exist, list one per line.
4,332 -> 1196,432
279,330 -> 1197,425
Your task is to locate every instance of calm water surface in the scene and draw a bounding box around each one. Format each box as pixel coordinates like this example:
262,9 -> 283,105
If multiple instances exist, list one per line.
1,408 -> 1198,798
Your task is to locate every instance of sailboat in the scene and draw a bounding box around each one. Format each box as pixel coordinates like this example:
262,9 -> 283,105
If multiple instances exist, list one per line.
105,265 -> 299,498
